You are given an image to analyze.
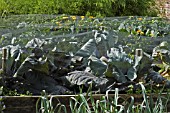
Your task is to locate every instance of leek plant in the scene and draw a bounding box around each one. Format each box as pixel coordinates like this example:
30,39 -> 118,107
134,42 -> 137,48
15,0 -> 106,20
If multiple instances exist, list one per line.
36,90 -> 67,113
36,85 -> 170,113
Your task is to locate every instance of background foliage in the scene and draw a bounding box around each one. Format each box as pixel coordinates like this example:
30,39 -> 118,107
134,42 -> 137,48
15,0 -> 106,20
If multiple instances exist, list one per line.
0,0 -> 158,17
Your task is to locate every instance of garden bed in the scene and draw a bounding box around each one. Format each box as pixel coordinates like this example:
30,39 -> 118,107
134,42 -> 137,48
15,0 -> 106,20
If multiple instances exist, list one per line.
0,15 -> 170,112
2,94 -> 170,113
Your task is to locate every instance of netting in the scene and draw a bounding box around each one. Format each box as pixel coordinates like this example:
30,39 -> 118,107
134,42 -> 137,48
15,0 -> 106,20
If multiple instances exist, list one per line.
0,14 -> 170,95
0,14 -> 170,66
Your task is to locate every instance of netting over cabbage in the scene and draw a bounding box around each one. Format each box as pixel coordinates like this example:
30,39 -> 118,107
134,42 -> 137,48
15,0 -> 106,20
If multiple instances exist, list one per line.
0,15 -> 170,95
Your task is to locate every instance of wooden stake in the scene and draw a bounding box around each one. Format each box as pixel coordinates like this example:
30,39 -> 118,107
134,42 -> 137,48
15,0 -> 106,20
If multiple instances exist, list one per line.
2,47 -> 8,74
135,49 -> 143,57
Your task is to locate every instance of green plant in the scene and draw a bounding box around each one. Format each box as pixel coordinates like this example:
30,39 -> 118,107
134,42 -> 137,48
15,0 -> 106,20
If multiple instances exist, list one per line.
0,87 -> 5,112
0,97 -> 5,113
69,85 -> 170,113
0,0 -> 158,17
36,90 -> 55,113
36,90 -> 67,113
34,84 -> 170,113
138,83 -> 170,113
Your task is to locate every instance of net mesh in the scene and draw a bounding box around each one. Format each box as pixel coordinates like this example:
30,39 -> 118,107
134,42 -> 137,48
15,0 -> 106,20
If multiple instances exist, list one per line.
0,14 -> 169,57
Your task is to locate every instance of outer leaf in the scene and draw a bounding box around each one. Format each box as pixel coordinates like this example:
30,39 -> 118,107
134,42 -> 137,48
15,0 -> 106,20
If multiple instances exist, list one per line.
88,55 -> 107,76
104,62 -> 127,83
165,80 -> 170,88
107,47 -> 133,74
75,39 -> 97,57
146,70 -> 166,84
127,66 -> 137,81
25,38 -> 46,48
60,71 -> 110,92
136,52 -> 152,79
94,31 -> 108,57
14,56 -> 51,77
